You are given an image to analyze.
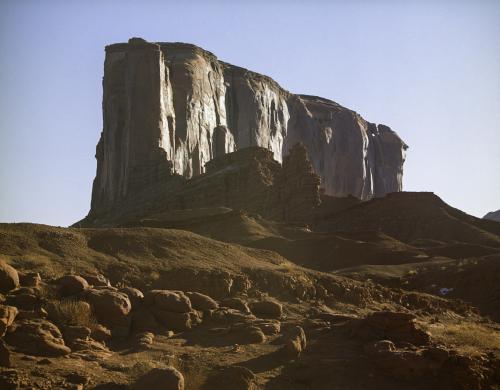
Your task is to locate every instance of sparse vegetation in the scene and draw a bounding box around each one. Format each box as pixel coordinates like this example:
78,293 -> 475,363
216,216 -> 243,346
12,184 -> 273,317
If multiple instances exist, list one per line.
427,321 -> 500,354
48,298 -> 97,329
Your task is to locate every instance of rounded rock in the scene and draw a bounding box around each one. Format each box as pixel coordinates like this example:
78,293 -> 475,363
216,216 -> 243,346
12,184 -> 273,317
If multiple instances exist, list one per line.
57,275 -> 89,297
132,367 -> 184,390
0,261 -> 19,293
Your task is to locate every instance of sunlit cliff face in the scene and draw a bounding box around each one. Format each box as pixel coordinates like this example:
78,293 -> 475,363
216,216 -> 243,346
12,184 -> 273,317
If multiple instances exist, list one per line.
92,38 -> 407,214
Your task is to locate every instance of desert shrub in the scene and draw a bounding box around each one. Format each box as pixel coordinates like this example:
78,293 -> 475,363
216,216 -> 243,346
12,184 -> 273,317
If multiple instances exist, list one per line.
48,298 -> 97,328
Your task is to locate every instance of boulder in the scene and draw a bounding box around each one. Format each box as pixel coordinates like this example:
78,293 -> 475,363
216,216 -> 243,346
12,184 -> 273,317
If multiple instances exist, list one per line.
221,298 -> 250,313
204,365 -> 257,390
57,275 -> 89,296
0,304 -> 18,336
5,318 -> 71,356
83,273 -> 110,287
210,308 -> 256,325
0,261 -> 19,293
255,320 -> 281,335
186,292 -> 218,311
232,325 -> 266,344
145,290 -> 192,313
85,289 -> 131,328
353,311 -> 431,346
132,367 -> 184,390
120,287 -> 144,308
5,292 -> 38,311
282,326 -> 307,357
63,325 -> 91,347
249,299 -> 283,318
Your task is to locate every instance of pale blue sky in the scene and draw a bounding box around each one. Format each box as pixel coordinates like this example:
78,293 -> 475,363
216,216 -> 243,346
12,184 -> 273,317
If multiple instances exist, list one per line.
1,0 -> 499,226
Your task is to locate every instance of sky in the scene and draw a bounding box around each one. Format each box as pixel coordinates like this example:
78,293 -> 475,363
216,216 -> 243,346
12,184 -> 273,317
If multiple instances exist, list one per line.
0,0 -> 499,227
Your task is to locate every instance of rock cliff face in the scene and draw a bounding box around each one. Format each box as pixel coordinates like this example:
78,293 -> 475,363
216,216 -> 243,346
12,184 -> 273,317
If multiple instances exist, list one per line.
89,38 -> 407,218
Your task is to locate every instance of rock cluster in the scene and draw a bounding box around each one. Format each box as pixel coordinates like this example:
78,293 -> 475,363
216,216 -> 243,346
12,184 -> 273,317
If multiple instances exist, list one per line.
86,38 -> 407,222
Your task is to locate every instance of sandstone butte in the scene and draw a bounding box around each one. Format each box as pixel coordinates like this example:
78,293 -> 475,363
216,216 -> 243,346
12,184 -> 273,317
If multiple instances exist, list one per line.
85,37 -> 408,225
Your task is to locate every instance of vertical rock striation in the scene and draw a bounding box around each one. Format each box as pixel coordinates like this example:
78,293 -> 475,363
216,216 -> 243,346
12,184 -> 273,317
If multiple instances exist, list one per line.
89,38 -> 407,218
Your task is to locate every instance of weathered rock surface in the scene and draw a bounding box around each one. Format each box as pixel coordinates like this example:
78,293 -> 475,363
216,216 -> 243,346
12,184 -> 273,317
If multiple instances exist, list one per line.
5,318 -> 71,356
85,289 -> 132,328
83,38 -> 407,225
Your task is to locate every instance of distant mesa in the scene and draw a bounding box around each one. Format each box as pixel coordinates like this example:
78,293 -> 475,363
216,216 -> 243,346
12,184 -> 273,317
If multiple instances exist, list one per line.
483,209 -> 500,223
80,38 -> 407,226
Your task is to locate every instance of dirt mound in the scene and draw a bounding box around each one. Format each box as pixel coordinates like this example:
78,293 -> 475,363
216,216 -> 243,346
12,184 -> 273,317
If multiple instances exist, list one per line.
317,192 -> 500,248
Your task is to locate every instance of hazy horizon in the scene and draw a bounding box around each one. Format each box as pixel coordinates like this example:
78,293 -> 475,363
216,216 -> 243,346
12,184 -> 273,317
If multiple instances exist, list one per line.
1,0 -> 499,226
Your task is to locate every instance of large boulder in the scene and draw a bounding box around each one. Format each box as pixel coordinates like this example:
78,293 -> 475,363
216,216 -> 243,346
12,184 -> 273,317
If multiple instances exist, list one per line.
5,292 -> 38,311
85,289 -> 131,328
83,273 -> 110,287
132,367 -> 184,390
231,325 -> 267,344
144,290 -> 192,313
249,299 -> 283,318
57,275 -> 89,296
62,325 -> 91,349
186,292 -> 218,311
0,261 -> 19,293
5,318 -> 71,356
353,311 -> 430,346
282,326 -> 307,357
0,305 -> 18,336
204,366 -> 257,390
120,287 -> 144,308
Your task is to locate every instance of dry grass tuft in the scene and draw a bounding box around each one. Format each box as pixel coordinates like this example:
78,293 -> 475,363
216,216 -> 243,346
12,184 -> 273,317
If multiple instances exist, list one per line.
427,321 -> 500,355
49,299 -> 97,329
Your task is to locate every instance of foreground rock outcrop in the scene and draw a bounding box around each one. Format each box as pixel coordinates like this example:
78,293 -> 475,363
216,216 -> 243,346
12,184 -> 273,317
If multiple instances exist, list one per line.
86,37 -> 407,223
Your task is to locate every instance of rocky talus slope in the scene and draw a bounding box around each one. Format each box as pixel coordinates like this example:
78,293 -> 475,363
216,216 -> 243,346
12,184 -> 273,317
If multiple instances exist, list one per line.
88,37 -> 407,221
1,221 -> 500,389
